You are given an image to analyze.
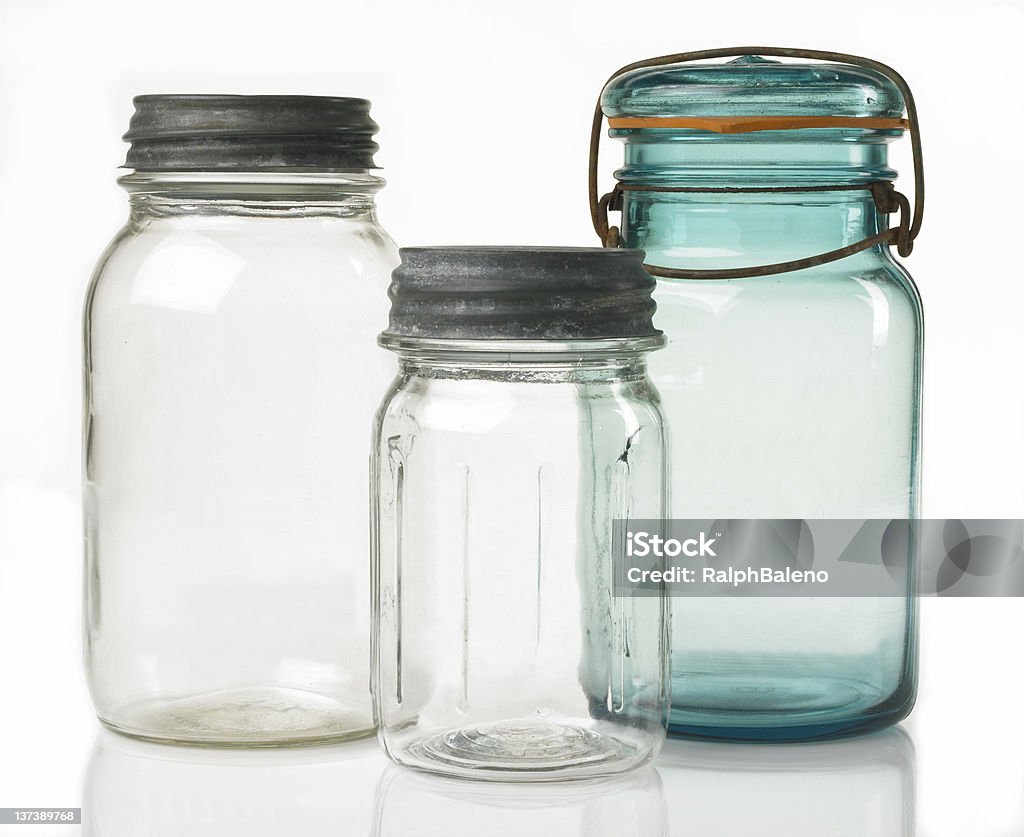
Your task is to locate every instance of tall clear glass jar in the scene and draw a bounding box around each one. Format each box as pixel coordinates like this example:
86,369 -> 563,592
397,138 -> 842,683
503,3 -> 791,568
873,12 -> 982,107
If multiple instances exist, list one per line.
84,95 -> 398,745
596,51 -> 924,740
372,248 -> 669,780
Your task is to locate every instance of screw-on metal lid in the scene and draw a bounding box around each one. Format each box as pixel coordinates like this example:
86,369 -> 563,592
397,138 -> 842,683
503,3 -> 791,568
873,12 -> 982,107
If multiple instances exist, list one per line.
383,247 -> 662,341
123,95 -> 379,171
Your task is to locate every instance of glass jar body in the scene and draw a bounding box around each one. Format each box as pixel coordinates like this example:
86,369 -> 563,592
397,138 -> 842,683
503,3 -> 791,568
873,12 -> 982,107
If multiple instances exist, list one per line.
623,187 -> 922,740
84,174 -> 398,745
372,350 -> 669,779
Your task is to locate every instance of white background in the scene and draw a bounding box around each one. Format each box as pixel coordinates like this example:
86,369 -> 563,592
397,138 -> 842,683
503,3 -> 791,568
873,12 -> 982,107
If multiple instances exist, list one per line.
0,0 -> 1021,834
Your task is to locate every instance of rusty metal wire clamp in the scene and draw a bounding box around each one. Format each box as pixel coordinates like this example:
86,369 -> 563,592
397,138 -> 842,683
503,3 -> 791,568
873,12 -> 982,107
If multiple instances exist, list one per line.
589,47 -> 925,280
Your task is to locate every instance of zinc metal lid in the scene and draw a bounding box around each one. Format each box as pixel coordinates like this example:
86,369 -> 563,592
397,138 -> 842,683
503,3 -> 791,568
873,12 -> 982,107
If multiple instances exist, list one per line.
382,247 -> 662,342
123,94 -> 379,171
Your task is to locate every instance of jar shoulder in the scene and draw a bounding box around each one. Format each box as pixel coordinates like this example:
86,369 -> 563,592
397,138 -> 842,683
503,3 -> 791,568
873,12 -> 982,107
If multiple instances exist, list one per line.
653,255 -> 923,327
375,372 -> 666,441
85,214 -> 399,311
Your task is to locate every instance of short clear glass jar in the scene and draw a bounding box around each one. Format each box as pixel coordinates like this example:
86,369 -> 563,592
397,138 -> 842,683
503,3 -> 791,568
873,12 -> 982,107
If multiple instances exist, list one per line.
83,96 -> 398,745
371,248 -> 669,780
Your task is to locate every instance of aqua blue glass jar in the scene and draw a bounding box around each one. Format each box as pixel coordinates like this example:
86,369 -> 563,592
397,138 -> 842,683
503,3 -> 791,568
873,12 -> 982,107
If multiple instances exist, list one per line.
592,49 -> 924,741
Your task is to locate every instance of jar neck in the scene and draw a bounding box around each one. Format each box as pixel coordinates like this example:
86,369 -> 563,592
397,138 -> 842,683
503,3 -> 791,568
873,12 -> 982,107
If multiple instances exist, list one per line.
613,129 -> 900,187
121,170 -> 383,221
614,132 -> 904,269
623,190 -> 890,271
384,337 -> 665,382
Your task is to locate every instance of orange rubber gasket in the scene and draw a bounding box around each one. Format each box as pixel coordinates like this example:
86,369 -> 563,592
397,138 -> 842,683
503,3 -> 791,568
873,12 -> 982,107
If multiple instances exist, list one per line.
607,115 -> 909,133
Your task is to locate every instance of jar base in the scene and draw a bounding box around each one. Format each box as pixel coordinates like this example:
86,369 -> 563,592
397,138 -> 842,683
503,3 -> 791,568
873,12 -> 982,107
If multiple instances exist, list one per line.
99,686 -> 375,748
668,672 -> 912,742
393,719 -> 650,781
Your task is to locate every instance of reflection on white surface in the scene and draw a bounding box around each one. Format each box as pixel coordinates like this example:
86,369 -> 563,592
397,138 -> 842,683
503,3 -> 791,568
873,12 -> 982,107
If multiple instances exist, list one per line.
80,726 -> 915,836
373,763 -> 667,837
658,727 -> 915,837
82,729 -> 386,836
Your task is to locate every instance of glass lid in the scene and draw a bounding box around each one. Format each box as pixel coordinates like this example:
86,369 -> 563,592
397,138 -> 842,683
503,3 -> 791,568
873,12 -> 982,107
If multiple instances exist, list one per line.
602,55 -> 906,127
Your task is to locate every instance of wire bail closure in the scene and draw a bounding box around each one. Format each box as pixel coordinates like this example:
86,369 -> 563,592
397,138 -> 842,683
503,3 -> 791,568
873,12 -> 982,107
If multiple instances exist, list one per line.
589,47 -> 925,280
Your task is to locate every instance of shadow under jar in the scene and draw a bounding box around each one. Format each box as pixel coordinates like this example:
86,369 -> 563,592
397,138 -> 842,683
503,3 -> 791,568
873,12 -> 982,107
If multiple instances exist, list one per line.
372,248 -> 670,781
83,95 -> 398,745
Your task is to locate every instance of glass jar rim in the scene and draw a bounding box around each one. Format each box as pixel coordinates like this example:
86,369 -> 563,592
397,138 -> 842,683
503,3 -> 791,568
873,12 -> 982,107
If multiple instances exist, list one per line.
118,169 -> 385,197
379,334 -> 667,361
